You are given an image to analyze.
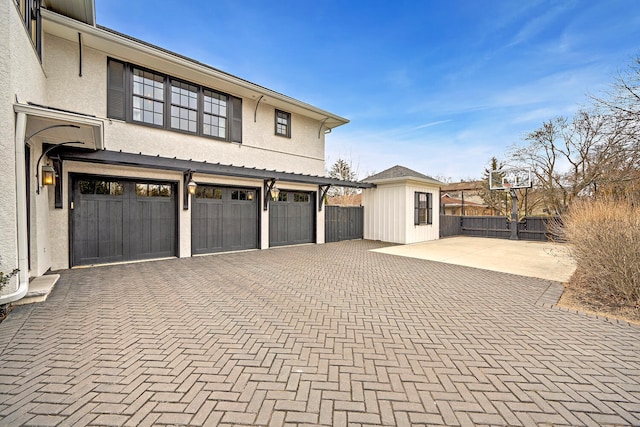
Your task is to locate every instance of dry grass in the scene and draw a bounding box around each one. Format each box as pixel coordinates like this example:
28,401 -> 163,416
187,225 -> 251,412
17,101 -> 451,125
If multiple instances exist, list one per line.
558,270 -> 640,325
553,196 -> 640,325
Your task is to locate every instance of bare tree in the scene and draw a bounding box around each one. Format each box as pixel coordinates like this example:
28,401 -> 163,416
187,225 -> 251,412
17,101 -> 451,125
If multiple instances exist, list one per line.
509,107 -> 636,214
591,54 -> 640,194
478,157 -> 507,215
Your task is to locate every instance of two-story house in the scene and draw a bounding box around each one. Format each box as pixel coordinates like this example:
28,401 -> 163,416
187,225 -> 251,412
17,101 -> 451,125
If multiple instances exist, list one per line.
1,0 -> 366,305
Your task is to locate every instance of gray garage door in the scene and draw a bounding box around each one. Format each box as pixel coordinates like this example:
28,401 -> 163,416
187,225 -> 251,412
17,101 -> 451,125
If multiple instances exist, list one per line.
191,186 -> 258,254
269,191 -> 315,247
71,176 -> 177,266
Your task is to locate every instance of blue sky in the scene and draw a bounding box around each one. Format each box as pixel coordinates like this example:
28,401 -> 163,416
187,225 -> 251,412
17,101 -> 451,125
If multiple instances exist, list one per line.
95,1 -> 640,181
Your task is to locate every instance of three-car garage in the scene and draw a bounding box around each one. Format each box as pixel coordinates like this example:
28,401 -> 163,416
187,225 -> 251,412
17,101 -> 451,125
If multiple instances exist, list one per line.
69,174 -> 317,266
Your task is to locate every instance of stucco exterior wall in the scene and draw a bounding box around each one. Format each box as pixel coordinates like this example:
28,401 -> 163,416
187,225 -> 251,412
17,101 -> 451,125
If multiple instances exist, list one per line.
1,2 -> 48,293
4,9 -> 335,284
43,35 -> 326,176
47,163 -> 323,270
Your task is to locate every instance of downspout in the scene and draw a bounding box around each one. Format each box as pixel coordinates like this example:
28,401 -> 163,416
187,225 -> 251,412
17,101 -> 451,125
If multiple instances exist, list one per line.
0,112 -> 30,304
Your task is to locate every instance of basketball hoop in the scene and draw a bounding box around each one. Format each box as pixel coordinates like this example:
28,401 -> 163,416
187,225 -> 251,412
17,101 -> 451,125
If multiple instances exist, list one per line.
490,168 -> 532,191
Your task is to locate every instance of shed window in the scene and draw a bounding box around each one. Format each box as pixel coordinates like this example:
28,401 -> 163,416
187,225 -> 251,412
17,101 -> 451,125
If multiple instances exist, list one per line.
414,192 -> 433,225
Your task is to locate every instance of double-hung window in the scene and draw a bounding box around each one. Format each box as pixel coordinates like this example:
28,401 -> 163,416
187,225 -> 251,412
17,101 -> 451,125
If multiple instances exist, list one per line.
275,109 -> 291,138
203,90 -> 227,139
414,192 -> 433,225
107,58 -> 242,143
170,80 -> 198,133
132,68 -> 164,126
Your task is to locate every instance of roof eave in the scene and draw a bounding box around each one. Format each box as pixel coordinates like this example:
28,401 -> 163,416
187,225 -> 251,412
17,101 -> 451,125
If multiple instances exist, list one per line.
41,9 -> 349,129
364,177 -> 444,187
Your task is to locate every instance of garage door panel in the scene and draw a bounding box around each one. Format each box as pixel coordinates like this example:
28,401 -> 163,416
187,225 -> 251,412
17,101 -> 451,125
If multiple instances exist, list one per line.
73,195 -> 125,265
192,203 -> 223,254
139,198 -> 175,258
72,178 -> 176,266
269,191 -> 314,247
192,186 -> 258,254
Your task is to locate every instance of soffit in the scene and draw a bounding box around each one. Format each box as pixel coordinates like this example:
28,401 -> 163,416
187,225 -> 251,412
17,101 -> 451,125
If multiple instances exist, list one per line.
41,10 -> 349,129
43,0 -> 95,25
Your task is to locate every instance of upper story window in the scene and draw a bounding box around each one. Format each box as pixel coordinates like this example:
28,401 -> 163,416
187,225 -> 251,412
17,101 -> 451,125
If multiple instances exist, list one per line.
15,0 -> 42,60
107,58 -> 242,143
133,69 -> 164,126
414,192 -> 433,225
203,90 -> 227,138
275,109 -> 291,138
170,80 -> 198,133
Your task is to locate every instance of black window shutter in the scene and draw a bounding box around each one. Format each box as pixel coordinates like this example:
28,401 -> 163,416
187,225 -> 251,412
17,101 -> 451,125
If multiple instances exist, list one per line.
414,192 -> 419,225
107,59 -> 126,120
229,96 -> 242,143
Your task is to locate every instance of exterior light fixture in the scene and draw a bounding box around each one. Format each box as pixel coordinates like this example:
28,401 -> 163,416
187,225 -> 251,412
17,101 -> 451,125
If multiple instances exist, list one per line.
41,164 -> 56,187
270,185 -> 280,201
187,179 -> 197,195
35,140 -> 84,194
247,192 -> 254,201
264,178 -> 278,210
183,170 -> 197,210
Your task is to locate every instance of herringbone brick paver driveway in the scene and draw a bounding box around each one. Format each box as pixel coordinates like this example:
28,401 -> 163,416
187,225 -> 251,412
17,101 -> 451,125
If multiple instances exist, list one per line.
1,240 -> 638,426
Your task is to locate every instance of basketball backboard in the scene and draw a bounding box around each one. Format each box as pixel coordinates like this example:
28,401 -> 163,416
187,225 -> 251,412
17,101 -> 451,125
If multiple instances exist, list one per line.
489,168 -> 532,190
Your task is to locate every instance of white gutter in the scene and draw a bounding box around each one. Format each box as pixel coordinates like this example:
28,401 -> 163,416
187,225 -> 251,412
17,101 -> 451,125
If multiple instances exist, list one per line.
1,112 -> 30,304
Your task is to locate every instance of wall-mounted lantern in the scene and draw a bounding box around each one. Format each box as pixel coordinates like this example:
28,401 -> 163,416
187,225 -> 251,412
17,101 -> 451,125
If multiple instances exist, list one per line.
35,140 -> 83,194
187,178 -> 197,195
183,170 -> 197,210
264,178 -> 279,210
41,164 -> 56,187
270,185 -> 280,201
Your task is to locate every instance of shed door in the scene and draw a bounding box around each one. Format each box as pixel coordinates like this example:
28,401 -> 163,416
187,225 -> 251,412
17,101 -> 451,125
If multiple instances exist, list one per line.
71,177 -> 177,266
191,186 -> 258,254
269,191 -> 315,247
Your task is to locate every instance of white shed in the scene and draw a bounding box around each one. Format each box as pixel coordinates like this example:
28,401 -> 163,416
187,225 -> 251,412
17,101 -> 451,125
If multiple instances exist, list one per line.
362,165 -> 443,244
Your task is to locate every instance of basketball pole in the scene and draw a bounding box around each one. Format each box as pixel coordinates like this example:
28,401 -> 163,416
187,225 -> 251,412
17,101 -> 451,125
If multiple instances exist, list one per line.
509,188 -> 519,240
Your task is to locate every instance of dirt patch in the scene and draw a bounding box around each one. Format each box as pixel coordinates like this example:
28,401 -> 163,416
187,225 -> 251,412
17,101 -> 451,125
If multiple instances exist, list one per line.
557,271 -> 640,326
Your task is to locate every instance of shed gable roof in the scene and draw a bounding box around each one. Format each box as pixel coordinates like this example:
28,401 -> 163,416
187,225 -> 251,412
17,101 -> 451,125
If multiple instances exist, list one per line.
364,165 -> 443,186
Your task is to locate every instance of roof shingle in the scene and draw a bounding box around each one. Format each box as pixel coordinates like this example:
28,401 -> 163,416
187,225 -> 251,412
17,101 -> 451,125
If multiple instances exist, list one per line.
364,165 -> 442,184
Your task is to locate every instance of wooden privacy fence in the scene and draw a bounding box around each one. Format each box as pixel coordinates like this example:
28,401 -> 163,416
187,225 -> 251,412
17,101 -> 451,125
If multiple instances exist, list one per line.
439,215 -> 560,241
325,206 -> 364,243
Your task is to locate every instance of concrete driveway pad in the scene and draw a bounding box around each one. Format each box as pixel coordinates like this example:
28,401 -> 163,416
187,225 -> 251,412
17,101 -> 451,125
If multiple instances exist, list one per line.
0,240 -> 638,426
373,236 -> 576,282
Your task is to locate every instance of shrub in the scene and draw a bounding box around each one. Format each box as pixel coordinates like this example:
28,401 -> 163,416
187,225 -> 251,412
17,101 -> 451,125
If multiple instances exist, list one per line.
0,268 -> 19,294
555,197 -> 640,305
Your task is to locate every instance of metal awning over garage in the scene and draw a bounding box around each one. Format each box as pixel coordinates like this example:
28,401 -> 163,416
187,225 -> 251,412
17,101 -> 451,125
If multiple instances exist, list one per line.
51,147 -> 374,213
51,147 -> 374,189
